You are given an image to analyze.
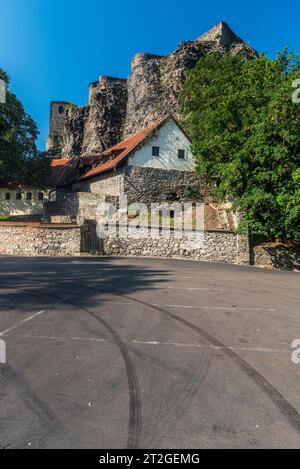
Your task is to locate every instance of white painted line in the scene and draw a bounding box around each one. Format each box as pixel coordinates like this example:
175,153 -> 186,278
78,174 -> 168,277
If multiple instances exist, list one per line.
132,340 -> 290,354
172,276 -> 195,279
0,310 -> 46,337
13,334 -> 288,354
19,334 -> 106,343
58,262 -> 110,266
100,301 -> 135,306
0,286 -> 89,339
133,339 -> 215,349
153,304 -> 276,312
152,287 -> 227,291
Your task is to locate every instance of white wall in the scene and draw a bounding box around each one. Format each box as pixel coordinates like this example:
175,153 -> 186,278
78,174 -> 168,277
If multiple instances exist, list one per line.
0,189 -> 48,216
128,120 -> 195,172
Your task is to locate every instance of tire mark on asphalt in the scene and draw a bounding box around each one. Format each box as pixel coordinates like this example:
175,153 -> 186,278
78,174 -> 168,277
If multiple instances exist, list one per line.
7,276 -> 300,440
114,291 -> 300,434
144,345 -> 212,448
0,363 -> 62,449
121,331 -> 213,447
0,364 -> 61,426
65,300 -> 142,449
2,285 -> 142,449
38,281 -> 300,438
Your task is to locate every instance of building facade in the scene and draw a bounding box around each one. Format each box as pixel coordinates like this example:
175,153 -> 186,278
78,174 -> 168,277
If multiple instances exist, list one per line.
0,188 -> 48,217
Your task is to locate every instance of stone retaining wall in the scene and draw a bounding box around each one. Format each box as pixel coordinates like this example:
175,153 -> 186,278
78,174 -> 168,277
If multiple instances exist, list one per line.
0,223 -> 81,256
1,221 -> 298,270
0,221 -> 248,264
103,229 -> 240,264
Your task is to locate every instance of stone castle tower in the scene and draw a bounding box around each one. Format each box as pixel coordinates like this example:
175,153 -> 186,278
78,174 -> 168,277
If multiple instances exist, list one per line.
46,101 -> 72,153
46,22 -> 257,158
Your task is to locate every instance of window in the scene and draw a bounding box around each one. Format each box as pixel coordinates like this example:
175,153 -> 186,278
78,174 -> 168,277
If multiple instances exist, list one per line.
166,193 -> 179,202
58,105 -> 64,114
152,146 -> 160,157
178,149 -> 186,160
38,192 -> 44,201
5,193 -> 10,200
16,192 -> 22,200
26,192 -> 32,201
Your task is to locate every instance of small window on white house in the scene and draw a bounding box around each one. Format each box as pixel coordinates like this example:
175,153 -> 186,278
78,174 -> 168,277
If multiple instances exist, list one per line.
152,146 -> 160,157
5,193 -> 10,200
26,192 -> 32,201
178,149 -> 186,160
16,192 -> 22,200
38,192 -> 44,201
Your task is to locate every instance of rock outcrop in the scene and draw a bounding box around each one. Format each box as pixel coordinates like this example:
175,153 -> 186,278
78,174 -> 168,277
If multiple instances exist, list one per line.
124,22 -> 257,137
48,22 -> 257,158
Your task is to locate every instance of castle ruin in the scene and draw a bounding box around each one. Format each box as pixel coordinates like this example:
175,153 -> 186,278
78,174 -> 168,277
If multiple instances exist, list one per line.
46,22 -> 257,159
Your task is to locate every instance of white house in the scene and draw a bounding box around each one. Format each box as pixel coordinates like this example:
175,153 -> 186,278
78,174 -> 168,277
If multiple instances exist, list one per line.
78,117 -> 195,183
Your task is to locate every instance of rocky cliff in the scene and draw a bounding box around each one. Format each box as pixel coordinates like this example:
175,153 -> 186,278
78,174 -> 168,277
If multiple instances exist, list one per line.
48,22 -> 257,158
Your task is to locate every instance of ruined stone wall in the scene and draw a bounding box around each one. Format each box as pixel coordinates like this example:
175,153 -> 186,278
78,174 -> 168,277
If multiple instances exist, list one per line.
46,101 -> 73,153
0,223 -> 81,256
60,76 -> 128,157
50,22 -> 257,157
59,106 -> 89,157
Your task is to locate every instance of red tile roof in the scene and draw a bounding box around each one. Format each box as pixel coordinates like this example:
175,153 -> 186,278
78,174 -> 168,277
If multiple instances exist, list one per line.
51,159 -> 69,167
78,118 -> 167,181
0,159 -> 71,189
47,158 -> 71,187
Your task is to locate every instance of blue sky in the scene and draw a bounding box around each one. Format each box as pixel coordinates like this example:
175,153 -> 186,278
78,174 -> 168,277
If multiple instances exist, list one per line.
1,0 -> 300,150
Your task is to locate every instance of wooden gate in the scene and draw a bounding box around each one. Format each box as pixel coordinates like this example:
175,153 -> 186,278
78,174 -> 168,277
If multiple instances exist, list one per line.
80,220 -> 104,255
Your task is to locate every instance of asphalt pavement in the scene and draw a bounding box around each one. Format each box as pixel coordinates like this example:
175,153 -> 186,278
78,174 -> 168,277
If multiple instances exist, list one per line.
0,255 -> 299,449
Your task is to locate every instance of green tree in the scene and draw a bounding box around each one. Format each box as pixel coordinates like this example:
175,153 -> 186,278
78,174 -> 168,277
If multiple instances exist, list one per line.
0,67 -> 49,185
180,51 -> 300,240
